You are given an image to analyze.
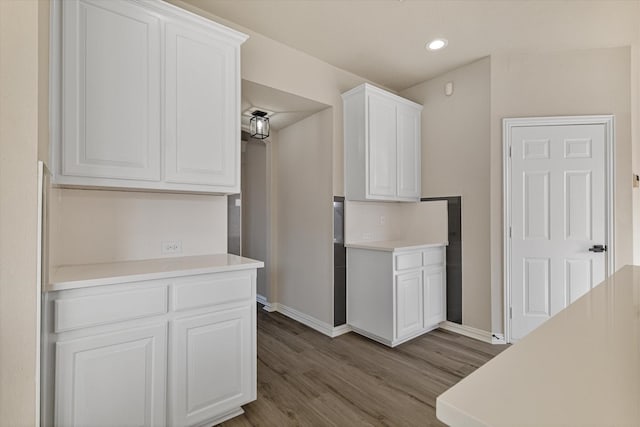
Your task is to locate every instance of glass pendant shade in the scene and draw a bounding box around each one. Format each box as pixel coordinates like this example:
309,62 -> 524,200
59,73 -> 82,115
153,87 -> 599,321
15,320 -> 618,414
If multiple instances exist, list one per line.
250,112 -> 270,139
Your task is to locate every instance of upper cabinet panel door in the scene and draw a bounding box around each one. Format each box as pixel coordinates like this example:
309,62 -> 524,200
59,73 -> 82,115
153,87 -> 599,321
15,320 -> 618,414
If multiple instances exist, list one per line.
164,23 -> 239,189
367,94 -> 397,198
62,0 -> 161,181
396,104 -> 421,199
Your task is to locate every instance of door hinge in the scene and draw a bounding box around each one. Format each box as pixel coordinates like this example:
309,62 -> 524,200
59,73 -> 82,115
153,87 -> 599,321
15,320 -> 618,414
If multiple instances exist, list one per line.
509,226 -> 512,238
508,146 -> 512,158
509,307 -> 513,319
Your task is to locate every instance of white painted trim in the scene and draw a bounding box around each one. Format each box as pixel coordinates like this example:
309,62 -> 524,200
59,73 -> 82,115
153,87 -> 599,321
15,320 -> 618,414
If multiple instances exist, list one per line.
255,294 -> 268,306
36,161 -> 44,425
502,115 -> 615,344
260,300 -> 352,338
491,333 -> 506,345
439,321 -> 493,344
256,295 -> 277,312
197,408 -> 244,427
261,303 -> 277,313
274,304 -> 335,337
331,324 -> 353,337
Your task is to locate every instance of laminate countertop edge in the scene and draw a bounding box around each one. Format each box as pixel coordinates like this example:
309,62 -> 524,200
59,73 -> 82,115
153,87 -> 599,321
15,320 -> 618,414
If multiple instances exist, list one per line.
345,240 -> 448,252
47,254 -> 264,292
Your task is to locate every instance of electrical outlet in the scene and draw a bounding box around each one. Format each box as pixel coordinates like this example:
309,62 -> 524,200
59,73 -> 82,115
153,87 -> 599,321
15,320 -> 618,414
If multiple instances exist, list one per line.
362,232 -> 373,240
162,240 -> 182,255
379,215 -> 386,225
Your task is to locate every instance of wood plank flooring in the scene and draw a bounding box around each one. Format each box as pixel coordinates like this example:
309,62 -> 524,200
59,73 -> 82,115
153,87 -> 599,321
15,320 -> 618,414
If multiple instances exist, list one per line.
221,308 -> 507,427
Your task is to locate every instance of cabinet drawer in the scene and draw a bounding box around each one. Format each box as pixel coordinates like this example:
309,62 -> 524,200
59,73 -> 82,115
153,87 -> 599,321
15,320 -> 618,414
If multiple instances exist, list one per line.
54,286 -> 168,333
423,248 -> 445,266
395,251 -> 423,271
172,271 -> 253,311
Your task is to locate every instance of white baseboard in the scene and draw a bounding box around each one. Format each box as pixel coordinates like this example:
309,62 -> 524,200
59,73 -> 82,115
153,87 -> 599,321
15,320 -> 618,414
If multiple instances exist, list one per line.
491,333 -> 506,344
256,294 -> 277,312
439,321 -> 493,344
331,323 -> 352,337
256,296 -> 351,338
256,294 -> 268,306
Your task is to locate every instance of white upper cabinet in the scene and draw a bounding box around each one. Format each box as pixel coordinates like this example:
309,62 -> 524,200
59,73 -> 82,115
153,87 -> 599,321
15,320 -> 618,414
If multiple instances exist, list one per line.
343,83 -> 422,202
52,0 -> 248,193
61,0 -> 162,182
164,22 -> 237,188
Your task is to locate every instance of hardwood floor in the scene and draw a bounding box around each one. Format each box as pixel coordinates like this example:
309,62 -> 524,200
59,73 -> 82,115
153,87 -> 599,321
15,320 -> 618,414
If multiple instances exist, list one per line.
221,308 -> 507,427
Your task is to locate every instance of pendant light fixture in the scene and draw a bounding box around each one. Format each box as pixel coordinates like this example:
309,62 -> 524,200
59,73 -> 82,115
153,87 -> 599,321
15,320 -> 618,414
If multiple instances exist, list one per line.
250,110 -> 270,139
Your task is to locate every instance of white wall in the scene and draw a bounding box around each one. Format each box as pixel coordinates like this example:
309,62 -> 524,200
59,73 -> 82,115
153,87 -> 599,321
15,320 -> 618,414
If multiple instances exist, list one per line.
344,200 -> 448,245
0,0 -> 47,424
49,189 -> 227,265
274,108 -> 334,325
401,58 -> 492,331
242,139 -> 269,297
489,47 -> 633,334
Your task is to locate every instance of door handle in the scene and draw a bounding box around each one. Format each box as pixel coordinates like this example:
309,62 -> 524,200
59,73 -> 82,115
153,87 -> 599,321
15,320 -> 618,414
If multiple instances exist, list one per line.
588,244 -> 607,253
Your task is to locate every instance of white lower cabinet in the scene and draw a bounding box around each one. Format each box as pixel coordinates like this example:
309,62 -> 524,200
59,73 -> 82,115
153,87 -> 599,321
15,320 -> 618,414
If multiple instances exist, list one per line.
347,244 -> 446,347
43,268 -> 258,427
170,306 -> 254,426
424,266 -> 446,327
395,271 -> 424,340
55,323 -> 167,427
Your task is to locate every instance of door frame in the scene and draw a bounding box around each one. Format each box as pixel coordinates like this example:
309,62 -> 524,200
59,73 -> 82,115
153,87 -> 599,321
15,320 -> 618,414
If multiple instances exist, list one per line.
503,115 -> 615,343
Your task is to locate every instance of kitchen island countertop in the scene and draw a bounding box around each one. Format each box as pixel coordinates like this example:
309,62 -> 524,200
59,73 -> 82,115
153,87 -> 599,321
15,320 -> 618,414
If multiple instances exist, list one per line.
437,265 -> 640,426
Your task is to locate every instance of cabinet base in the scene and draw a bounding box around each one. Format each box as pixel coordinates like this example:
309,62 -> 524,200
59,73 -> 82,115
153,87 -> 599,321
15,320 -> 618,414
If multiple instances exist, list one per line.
350,324 -> 440,348
195,407 -> 245,427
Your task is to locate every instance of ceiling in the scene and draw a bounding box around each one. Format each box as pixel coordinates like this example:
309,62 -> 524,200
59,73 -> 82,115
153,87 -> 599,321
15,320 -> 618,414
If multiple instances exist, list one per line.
241,79 -> 329,132
181,0 -> 639,91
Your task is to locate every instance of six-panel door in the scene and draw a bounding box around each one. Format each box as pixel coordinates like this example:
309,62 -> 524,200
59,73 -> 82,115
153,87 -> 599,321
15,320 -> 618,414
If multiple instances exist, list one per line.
62,0 -> 161,181
510,123 -> 607,341
170,305 -> 253,426
55,323 -> 167,427
164,22 -> 238,189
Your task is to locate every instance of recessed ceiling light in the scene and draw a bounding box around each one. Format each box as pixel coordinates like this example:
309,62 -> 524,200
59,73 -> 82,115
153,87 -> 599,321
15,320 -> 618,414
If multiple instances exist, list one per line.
427,38 -> 448,51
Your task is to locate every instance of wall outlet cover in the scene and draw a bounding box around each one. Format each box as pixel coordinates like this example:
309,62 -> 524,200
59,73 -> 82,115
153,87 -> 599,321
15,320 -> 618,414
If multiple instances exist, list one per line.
161,240 -> 182,255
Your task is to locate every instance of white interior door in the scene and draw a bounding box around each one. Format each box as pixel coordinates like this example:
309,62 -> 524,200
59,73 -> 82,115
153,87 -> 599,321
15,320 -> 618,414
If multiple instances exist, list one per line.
507,117 -> 613,342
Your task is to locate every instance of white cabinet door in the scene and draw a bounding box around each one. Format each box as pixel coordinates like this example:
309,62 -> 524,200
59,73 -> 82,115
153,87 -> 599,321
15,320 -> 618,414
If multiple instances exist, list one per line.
396,104 -> 421,199
367,93 -> 397,198
424,266 -> 446,327
395,270 -> 424,340
55,323 -> 167,427
62,0 -> 161,181
170,305 -> 253,426
164,23 -> 239,190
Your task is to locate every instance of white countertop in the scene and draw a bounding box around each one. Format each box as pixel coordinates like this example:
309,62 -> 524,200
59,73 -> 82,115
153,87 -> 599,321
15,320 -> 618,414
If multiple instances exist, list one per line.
436,265 -> 640,427
345,239 -> 448,252
47,254 -> 264,292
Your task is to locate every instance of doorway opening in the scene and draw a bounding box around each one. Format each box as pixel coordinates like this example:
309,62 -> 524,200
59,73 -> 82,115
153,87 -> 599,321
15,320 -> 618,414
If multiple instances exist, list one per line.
228,80 -> 333,324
